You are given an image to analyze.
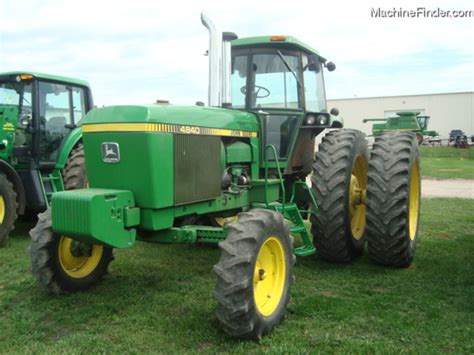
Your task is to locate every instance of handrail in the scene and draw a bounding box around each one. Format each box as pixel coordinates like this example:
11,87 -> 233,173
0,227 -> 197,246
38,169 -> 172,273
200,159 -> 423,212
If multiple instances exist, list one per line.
264,144 -> 286,210
289,180 -> 319,215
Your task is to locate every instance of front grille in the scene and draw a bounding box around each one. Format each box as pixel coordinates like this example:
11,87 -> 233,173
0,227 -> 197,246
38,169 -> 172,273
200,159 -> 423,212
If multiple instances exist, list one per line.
174,134 -> 221,205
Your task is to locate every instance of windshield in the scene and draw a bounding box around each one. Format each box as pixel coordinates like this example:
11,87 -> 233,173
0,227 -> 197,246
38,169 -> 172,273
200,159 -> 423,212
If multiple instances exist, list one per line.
0,81 -> 33,128
302,55 -> 326,112
0,81 -> 32,112
231,52 -> 302,110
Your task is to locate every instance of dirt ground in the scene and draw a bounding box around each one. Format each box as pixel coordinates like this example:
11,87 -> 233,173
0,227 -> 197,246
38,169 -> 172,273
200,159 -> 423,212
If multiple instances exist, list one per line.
421,178 -> 474,199
305,176 -> 474,199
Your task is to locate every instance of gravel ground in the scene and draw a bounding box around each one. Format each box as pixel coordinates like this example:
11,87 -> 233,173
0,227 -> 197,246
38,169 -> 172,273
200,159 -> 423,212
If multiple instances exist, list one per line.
305,176 -> 474,199
421,178 -> 474,199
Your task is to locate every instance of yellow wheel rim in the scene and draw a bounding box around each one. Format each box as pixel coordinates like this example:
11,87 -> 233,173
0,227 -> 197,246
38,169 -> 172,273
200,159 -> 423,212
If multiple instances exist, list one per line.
0,196 -> 5,224
58,236 -> 103,278
408,161 -> 420,240
253,236 -> 286,316
214,215 -> 239,227
349,155 -> 368,240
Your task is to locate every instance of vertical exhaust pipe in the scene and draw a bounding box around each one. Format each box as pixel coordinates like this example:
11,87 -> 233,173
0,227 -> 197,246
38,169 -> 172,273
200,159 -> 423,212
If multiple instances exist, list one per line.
221,32 -> 237,107
201,12 -> 222,107
201,12 -> 238,108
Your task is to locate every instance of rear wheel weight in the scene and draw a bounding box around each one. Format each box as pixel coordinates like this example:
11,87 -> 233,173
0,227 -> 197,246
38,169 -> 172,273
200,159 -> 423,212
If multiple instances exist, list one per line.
310,129 -> 369,263
366,132 -> 421,267
0,173 -> 18,247
213,209 -> 295,340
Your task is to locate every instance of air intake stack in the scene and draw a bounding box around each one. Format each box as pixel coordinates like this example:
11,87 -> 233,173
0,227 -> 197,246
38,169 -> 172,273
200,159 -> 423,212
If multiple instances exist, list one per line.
201,12 -> 237,107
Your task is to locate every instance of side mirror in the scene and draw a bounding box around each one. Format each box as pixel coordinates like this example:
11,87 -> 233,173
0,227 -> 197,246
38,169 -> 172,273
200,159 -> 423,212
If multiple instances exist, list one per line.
330,107 -> 339,116
326,61 -> 336,72
307,54 -> 320,72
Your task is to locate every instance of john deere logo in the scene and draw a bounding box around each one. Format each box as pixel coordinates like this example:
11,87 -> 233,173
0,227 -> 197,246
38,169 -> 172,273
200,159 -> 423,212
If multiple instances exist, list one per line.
101,142 -> 120,163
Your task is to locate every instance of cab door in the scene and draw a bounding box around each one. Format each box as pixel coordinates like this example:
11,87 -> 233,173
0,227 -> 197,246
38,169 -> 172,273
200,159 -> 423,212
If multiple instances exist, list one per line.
37,81 -> 87,164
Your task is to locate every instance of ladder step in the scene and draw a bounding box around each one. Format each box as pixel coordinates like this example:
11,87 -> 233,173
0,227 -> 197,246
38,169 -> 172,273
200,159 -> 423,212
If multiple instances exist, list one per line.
294,245 -> 316,257
290,225 -> 306,233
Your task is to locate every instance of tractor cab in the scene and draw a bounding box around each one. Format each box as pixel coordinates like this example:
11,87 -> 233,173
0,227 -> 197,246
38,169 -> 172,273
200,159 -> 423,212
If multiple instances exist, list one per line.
0,72 -> 92,166
0,72 -> 93,212
416,115 -> 430,130
229,36 -> 341,174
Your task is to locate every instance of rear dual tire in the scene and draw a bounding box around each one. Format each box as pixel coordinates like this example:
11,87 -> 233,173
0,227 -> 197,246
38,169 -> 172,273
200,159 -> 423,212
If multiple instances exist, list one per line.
366,132 -> 421,267
310,129 -> 369,263
310,130 -> 421,267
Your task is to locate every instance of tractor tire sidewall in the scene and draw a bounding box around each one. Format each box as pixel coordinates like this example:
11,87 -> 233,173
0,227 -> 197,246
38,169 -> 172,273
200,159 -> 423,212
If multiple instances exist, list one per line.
367,133 -> 420,267
29,208 -> 113,293
344,135 -> 369,252
51,234 -> 113,292
405,140 -> 421,259
0,173 -> 18,246
213,209 -> 294,339
63,143 -> 88,190
311,129 -> 369,262
251,220 -> 293,336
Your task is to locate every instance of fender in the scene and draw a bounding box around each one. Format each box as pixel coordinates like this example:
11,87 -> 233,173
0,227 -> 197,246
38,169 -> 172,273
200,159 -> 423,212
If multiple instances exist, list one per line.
55,127 -> 83,170
330,114 -> 344,128
0,159 -> 26,214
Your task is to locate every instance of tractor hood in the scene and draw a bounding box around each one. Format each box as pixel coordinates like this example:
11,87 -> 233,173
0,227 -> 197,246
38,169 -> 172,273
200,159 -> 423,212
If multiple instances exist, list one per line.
82,105 -> 259,133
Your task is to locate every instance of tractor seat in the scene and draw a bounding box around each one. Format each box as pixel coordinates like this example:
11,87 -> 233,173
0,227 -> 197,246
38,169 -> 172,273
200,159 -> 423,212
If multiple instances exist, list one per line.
46,116 -> 67,134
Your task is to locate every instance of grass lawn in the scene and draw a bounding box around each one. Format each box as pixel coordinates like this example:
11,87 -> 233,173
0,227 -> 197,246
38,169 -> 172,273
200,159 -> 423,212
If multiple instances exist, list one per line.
0,198 -> 473,353
420,146 -> 474,179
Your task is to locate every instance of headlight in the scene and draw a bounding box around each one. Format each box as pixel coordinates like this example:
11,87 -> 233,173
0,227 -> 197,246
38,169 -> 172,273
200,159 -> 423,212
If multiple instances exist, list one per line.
317,115 -> 328,125
305,115 -> 316,125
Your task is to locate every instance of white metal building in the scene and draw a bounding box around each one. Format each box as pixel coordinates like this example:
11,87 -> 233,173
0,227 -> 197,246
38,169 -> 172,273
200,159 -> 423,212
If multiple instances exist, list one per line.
327,92 -> 474,138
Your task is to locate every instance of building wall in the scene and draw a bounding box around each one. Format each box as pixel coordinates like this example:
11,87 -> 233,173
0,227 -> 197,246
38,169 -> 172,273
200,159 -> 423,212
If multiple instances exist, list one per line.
327,92 -> 474,138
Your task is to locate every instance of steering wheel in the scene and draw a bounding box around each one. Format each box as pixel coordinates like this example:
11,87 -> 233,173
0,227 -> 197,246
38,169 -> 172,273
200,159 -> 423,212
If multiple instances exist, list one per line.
240,85 -> 270,99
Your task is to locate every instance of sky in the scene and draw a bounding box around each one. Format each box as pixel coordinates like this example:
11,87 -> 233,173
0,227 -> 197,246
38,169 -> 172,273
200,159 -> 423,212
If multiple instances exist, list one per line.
1,0 -> 473,109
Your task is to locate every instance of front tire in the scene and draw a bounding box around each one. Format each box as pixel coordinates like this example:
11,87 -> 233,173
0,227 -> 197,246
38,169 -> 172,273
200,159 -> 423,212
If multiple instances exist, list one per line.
213,209 -> 295,339
0,173 -> 18,247
310,129 -> 369,263
366,132 -> 421,267
28,209 -> 113,294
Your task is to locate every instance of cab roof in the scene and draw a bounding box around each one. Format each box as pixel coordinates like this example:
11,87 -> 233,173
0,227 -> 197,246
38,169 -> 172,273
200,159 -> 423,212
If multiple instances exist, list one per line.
231,36 -> 324,59
0,71 -> 90,87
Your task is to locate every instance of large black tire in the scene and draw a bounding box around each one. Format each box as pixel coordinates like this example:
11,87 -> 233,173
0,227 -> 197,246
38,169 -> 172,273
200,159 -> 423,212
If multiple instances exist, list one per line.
366,132 -> 421,267
63,143 -> 88,190
213,209 -> 295,340
310,129 -> 369,263
28,208 -> 113,294
0,173 -> 18,247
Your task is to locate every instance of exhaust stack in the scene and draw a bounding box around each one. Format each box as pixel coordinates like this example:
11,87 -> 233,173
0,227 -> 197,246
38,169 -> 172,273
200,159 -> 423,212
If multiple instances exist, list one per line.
201,12 -> 237,108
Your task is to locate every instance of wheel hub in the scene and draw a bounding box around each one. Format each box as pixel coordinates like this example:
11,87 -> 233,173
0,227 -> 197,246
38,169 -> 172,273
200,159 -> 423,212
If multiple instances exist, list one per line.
253,237 -> 286,316
58,236 -> 104,279
349,155 -> 368,240
0,196 -> 5,224
70,240 -> 92,257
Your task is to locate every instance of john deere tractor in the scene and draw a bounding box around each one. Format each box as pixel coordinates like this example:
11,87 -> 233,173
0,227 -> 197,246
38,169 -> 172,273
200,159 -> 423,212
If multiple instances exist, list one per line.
29,14 -> 421,339
0,72 -> 92,245
363,111 -> 438,144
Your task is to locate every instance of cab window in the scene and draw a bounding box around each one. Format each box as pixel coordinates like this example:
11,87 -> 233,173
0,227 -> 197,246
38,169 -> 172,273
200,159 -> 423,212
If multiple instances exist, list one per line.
251,53 -> 301,109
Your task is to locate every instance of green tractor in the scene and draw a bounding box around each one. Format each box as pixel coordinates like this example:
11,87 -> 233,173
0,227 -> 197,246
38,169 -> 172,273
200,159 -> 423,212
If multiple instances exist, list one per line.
363,111 -> 438,143
28,14 -> 422,339
0,72 -> 92,246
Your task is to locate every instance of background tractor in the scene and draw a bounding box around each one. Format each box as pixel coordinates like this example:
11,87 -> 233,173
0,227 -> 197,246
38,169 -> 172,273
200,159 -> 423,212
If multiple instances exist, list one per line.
28,13 -> 422,340
0,72 -> 91,246
363,111 -> 438,144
